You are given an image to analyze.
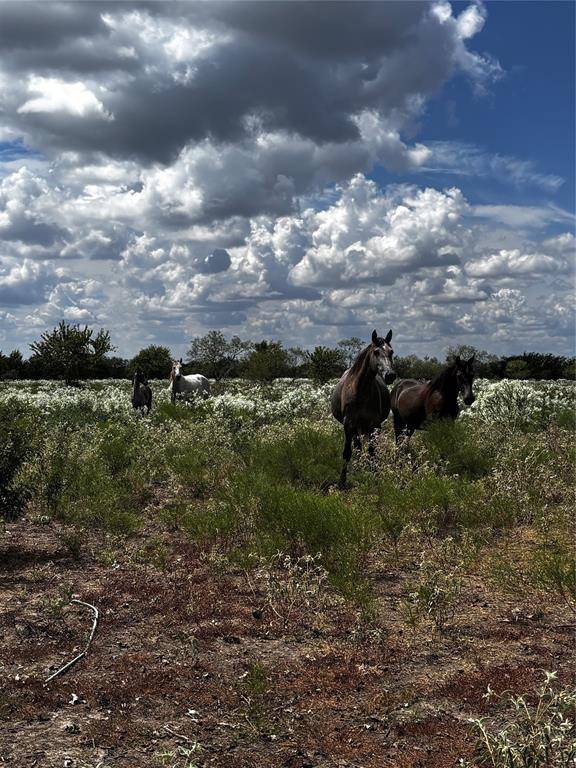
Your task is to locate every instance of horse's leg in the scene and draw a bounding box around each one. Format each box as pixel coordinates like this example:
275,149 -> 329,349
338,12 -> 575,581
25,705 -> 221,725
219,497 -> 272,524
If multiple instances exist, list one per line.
367,428 -> 376,459
353,436 -> 362,453
338,417 -> 355,489
393,412 -> 406,443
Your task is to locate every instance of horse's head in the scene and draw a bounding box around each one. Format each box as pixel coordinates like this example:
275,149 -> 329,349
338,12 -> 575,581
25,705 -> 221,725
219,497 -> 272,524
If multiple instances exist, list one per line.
134,368 -> 147,386
370,328 -> 396,384
455,355 -> 475,405
171,358 -> 183,382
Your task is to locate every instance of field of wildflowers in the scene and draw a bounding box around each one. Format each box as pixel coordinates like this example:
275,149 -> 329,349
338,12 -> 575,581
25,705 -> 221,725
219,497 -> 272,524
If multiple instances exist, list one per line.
1,376 -> 573,426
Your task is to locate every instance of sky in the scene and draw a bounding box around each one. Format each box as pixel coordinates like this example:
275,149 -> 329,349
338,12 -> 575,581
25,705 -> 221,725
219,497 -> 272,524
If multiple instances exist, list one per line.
0,0 -> 574,360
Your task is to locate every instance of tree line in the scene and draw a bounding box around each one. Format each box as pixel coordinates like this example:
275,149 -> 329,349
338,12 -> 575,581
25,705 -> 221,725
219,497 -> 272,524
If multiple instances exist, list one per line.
0,322 -> 574,384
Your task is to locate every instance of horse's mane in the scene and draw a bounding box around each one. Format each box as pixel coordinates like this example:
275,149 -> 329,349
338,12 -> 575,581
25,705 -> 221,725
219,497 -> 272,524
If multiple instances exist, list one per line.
348,344 -> 372,381
428,363 -> 458,393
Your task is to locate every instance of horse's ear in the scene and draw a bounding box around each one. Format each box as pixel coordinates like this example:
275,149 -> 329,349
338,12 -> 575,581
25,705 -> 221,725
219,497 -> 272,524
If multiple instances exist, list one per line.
384,329 -> 392,344
179,358 -> 183,364
371,329 -> 378,344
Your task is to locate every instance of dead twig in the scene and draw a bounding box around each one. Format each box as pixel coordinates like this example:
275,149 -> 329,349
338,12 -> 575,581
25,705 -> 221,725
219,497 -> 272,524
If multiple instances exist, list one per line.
162,725 -> 193,742
45,599 -> 99,683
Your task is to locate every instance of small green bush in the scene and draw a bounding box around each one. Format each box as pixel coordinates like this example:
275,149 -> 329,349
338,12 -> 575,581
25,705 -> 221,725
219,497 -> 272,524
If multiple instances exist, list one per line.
530,546 -> 576,612
253,480 -> 376,593
464,672 -> 576,768
250,425 -> 342,488
0,401 -> 38,519
420,419 -> 496,478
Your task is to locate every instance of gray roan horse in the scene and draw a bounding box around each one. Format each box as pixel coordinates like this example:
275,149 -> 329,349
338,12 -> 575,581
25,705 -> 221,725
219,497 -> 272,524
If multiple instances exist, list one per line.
170,359 -> 210,404
131,369 -> 152,414
390,355 -> 475,441
331,329 -> 396,488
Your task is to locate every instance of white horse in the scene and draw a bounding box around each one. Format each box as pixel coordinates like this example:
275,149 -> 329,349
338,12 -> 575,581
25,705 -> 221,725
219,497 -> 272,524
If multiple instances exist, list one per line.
169,359 -> 210,404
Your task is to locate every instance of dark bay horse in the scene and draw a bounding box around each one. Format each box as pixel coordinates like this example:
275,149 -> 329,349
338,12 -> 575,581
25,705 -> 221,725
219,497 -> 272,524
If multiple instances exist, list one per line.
131,369 -> 152,414
390,355 -> 475,441
331,329 -> 397,488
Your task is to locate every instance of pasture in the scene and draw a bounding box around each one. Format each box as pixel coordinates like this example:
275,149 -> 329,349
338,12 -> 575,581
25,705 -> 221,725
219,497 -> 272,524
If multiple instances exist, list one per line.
1,377 -> 575,767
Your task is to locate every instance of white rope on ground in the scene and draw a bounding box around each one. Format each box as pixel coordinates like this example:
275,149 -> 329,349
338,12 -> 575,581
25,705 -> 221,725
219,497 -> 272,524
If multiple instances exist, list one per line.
45,599 -> 99,683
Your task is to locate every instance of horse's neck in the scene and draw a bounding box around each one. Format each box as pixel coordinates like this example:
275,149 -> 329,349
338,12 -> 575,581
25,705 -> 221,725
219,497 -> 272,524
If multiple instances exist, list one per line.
132,379 -> 139,396
436,371 -> 459,410
355,356 -> 377,393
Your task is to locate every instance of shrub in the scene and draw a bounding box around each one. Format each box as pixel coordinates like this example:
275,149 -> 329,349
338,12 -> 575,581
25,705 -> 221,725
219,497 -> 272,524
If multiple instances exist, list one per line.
401,536 -> 472,631
249,424 -> 342,488
27,427 -> 142,534
0,401 -> 37,519
222,473 -> 375,595
530,546 -> 576,613
464,672 -> 576,768
247,551 -> 330,629
402,564 -> 463,632
420,419 -> 496,478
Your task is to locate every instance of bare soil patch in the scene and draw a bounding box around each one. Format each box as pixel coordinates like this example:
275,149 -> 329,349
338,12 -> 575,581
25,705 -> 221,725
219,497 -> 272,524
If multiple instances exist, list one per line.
1,519 -> 573,768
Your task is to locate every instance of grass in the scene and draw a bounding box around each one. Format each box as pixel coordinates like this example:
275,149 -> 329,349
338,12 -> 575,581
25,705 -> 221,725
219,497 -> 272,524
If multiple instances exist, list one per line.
1,383 -> 574,608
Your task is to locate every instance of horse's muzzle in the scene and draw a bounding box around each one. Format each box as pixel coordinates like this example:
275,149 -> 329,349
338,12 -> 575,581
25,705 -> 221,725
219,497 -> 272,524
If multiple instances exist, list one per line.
384,371 -> 397,384
464,394 -> 475,406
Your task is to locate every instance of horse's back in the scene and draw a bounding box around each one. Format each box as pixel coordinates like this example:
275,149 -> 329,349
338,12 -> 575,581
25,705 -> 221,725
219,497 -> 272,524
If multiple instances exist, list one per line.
391,379 -> 423,406
391,379 -> 429,425
184,373 -> 210,394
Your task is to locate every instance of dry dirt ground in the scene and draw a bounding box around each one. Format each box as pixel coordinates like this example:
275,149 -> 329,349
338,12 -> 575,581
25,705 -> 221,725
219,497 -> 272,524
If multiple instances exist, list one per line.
1,519 -> 574,768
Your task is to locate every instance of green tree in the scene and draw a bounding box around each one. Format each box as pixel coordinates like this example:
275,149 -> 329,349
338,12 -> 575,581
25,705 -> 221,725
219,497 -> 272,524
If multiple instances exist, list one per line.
520,352 -> 569,380
97,356 -> 129,379
307,346 -> 346,383
505,358 -> 531,379
128,345 -> 172,379
287,346 -> 309,377
562,359 -> 576,380
245,341 -> 290,381
187,331 -> 253,379
29,321 -> 114,385
338,337 -> 364,367
395,354 -> 443,380
446,344 -> 500,377
0,349 -> 24,380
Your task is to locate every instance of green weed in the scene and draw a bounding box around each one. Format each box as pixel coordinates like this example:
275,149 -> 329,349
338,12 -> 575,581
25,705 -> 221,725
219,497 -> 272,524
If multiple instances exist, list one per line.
463,672 -> 576,768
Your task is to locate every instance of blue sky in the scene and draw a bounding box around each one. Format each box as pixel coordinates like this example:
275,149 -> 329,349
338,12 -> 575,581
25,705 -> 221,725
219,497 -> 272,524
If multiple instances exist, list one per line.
0,1 -> 574,359
373,1 -> 575,213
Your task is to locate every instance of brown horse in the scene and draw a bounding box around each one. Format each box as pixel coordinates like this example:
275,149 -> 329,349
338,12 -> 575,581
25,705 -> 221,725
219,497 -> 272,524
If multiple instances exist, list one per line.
331,329 -> 396,488
390,355 -> 475,441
